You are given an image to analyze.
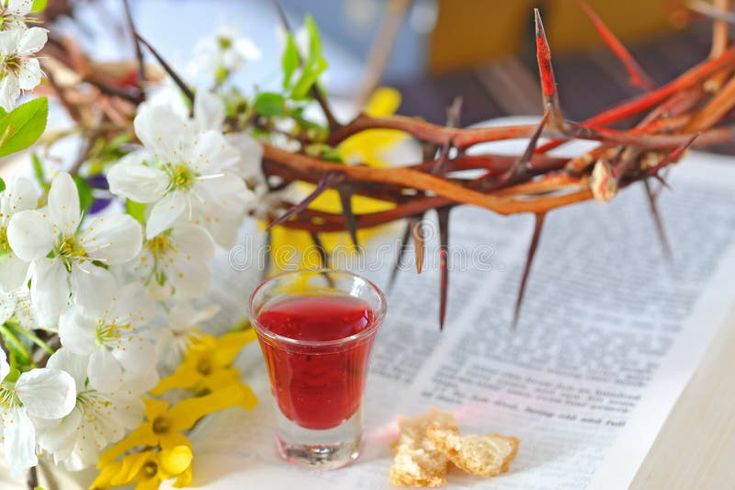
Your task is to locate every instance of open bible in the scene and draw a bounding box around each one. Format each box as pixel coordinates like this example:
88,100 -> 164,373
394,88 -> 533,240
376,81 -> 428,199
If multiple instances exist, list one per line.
186,146 -> 735,489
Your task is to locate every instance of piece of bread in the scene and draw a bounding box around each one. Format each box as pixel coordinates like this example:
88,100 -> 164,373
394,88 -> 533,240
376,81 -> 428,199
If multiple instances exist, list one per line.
426,427 -> 520,477
389,408 -> 459,487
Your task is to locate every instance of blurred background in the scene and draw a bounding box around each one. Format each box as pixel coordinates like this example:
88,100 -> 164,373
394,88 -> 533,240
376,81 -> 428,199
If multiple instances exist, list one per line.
48,0 -> 727,144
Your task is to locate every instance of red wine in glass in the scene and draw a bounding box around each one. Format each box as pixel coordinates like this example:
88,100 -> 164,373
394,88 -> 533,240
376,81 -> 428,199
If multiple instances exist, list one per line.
250,270 -> 386,469
256,295 -> 375,430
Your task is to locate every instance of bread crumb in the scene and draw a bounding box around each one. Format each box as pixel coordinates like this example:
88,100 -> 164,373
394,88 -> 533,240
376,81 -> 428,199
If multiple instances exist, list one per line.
389,408 -> 458,487
426,427 -> 519,477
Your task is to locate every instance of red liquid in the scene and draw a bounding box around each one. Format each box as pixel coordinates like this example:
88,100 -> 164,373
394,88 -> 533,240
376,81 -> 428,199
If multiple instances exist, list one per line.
256,295 -> 376,430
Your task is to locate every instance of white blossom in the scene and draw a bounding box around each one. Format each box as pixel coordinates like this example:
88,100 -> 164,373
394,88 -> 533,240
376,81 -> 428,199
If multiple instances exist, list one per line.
107,94 -> 253,247
0,26 -> 47,111
156,301 -> 219,371
36,348 -> 147,470
188,26 -> 260,78
0,0 -> 33,32
132,222 -> 215,300
0,349 -> 77,474
7,172 -> 143,324
58,282 -> 157,390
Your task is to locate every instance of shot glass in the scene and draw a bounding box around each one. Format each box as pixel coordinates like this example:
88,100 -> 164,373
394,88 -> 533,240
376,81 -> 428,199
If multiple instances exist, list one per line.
249,269 -> 386,469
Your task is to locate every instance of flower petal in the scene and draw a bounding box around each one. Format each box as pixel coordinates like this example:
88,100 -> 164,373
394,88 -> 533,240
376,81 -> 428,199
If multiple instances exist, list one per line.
88,348 -> 124,393
227,133 -> 264,181
107,157 -> 168,203
29,258 -> 69,324
17,57 -> 41,90
0,254 -> 29,292
58,307 -> 97,356
81,214 -> 142,264
16,368 -> 76,419
189,130 -> 240,173
69,263 -> 115,314
48,172 -> 81,235
193,91 -> 225,132
7,0 -> 32,15
190,175 -> 250,248
7,209 -> 53,260
3,407 -> 37,474
166,224 -> 214,298
134,103 -> 194,162
111,337 -> 156,375
1,176 -> 38,216
36,406 -> 82,457
146,191 -> 187,238
17,27 -> 47,55
46,347 -> 89,392
0,73 -> 20,111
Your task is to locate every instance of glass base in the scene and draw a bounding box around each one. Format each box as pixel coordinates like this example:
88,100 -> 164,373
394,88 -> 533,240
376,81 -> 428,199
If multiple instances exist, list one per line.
275,408 -> 362,470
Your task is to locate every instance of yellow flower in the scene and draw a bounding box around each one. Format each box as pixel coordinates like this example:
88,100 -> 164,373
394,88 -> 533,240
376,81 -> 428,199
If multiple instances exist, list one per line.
98,385 -> 257,467
91,445 -> 193,490
338,87 -> 406,166
271,87 -> 406,270
151,329 -> 256,395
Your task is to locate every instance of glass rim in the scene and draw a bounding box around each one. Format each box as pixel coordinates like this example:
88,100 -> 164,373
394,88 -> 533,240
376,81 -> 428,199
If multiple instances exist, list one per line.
248,269 -> 387,348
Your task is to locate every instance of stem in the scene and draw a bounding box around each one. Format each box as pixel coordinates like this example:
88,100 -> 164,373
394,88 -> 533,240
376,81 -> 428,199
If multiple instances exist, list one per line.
26,465 -> 38,490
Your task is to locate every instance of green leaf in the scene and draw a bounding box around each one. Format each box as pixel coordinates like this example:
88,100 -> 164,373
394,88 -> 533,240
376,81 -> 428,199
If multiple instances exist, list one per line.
291,56 -> 328,99
289,15 -> 328,99
282,34 -> 300,90
0,98 -> 48,158
126,199 -> 147,224
31,153 -> 49,191
304,14 -> 322,60
32,0 -> 47,12
74,176 -> 94,214
253,92 -> 286,117
0,178 -> 5,193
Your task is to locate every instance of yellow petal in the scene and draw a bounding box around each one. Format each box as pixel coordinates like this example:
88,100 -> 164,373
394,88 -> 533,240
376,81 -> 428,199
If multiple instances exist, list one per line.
173,466 -> 193,488
90,461 -> 122,489
98,425 -> 157,467
158,446 -> 193,477
213,329 -> 256,366
169,385 -> 257,431
109,451 -> 153,486
202,368 -> 242,392
144,399 -> 170,420
134,476 -> 161,490
150,364 -> 200,395
365,87 -> 401,116
158,431 -> 192,451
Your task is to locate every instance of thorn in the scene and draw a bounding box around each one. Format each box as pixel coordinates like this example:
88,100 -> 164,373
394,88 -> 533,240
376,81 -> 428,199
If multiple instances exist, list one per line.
643,179 -> 673,261
511,104 -> 551,177
578,0 -> 654,90
388,220 -> 413,292
268,173 -> 342,228
337,185 -> 360,251
513,213 -> 546,328
136,34 -> 194,104
411,217 -> 425,273
437,207 -> 451,330
646,133 -> 699,176
534,9 -> 565,130
432,96 -> 463,175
